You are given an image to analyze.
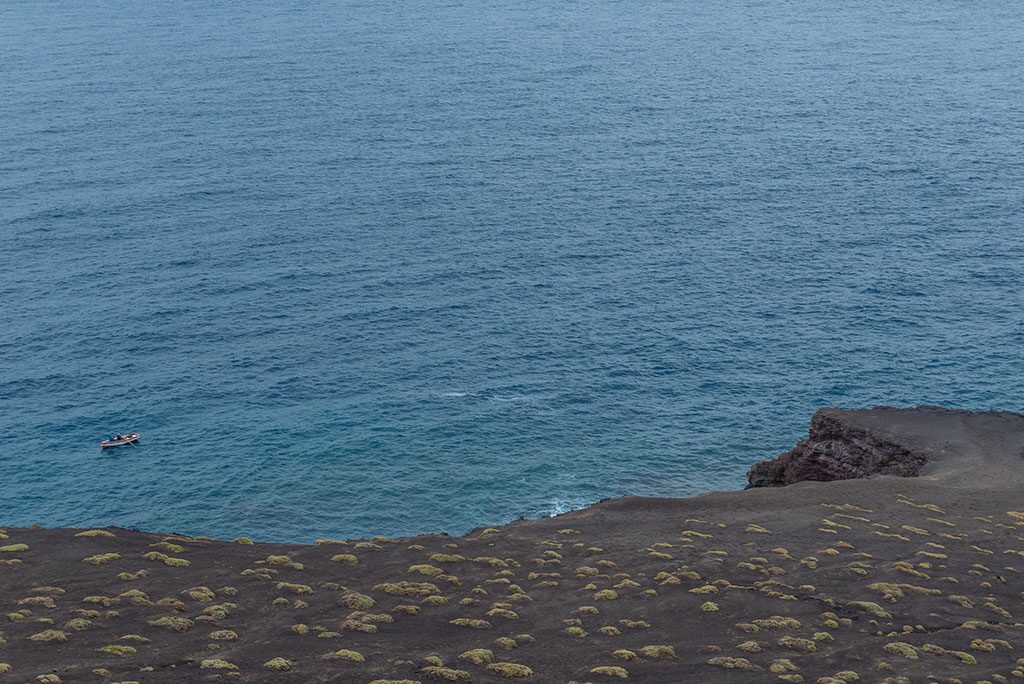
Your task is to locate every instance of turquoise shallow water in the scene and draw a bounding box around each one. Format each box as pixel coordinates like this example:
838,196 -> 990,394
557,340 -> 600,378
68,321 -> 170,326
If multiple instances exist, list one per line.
2,0 -> 1023,542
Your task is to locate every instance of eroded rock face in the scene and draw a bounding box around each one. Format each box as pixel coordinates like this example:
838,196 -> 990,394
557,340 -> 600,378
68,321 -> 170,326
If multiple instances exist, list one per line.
746,409 -> 928,488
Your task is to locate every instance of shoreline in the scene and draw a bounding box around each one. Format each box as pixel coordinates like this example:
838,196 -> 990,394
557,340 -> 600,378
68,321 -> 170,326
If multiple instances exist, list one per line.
3,405 -> 1024,682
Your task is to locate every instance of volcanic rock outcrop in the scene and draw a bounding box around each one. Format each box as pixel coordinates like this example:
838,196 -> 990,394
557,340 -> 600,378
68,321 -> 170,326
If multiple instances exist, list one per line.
746,407 -> 929,487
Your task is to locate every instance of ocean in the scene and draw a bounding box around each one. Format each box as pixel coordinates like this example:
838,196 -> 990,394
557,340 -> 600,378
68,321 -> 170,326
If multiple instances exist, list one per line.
2,0 -> 1023,542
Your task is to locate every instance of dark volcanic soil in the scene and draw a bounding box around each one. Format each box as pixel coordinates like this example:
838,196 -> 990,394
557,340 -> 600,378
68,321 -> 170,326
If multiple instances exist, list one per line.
2,407 -> 1024,684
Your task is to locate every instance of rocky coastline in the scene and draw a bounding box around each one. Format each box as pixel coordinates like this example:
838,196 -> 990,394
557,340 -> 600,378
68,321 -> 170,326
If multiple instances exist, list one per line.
2,406 -> 1023,683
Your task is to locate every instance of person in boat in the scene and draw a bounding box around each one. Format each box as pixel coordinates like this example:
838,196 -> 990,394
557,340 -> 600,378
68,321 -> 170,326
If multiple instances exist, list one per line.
114,433 -> 123,441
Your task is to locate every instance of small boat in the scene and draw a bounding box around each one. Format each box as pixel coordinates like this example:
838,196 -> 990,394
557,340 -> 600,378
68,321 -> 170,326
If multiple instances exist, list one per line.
99,432 -> 141,449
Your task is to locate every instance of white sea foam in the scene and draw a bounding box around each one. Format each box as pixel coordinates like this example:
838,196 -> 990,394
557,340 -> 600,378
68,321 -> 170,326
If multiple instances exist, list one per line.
541,498 -> 593,518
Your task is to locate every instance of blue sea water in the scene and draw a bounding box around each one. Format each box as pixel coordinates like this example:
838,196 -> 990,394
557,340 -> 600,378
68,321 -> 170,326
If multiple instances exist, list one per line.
2,0 -> 1023,543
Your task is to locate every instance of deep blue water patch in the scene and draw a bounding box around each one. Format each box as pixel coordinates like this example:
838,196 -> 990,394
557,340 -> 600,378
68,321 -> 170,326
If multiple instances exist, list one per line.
1,0 -> 1023,542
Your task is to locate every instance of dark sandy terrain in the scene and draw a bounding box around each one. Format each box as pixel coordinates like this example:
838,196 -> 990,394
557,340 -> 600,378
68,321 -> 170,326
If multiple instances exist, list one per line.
2,407 -> 1024,683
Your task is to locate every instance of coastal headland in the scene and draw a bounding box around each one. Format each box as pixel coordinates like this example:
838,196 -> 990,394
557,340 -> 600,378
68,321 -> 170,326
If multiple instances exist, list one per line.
2,406 -> 1023,683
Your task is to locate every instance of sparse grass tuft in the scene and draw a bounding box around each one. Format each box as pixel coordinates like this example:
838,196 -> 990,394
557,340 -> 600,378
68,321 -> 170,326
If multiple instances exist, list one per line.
769,659 -> 797,674
429,553 -> 465,563
149,541 -> 185,553
590,665 -> 629,678
75,530 -> 115,538
459,648 -> 493,665
148,616 -> 193,632
0,544 -> 29,552
28,629 -> 67,642
331,553 -> 358,565
777,636 -> 816,652
421,666 -> 470,680
848,601 -> 890,619
340,591 -> 375,610
265,555 -> 303,570
97,644 -> 136,657
487,662 -> 533,678
83,553 -> 121,565
882,642 -> 918,659
264,657 -> 293,670
184,586 -> 216,602
276,582 -> 314,595
373,581 -> 440,597
200,659 -> 238,670
494,636 -> 518,650
707,656 -> 759,671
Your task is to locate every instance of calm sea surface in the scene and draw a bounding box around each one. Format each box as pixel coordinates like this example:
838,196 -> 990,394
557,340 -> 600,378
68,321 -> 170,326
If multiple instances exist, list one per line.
2,0 -> 1023,542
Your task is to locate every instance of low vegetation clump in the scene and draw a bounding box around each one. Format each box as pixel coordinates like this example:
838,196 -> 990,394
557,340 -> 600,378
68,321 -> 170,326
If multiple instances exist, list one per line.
141,551 -> 190,567
778,636 -> 816,653
276,581 -> 314,595
612,649 -> 637,661
848,601 -> 891,618
28,629 -> 67,642
494,636 -> 518,650
264,657 -> 293,670
707,656 -> 759,671
148,616 -> 193,632
75,530 -> 115,538
340,591 -> 375,610
639,645 -> 676,659
83,553 -> 121,565
488,662 -> 533,678
331,554 -> 358,565
429,553 -> 465,563
184,586 -> 215,602
200,659 -> 238,670
0,544 -> 29,552
769,659 -> 797,673
209,630 -> 238,641
590,666 -> 629,678
882,642 -> 918,660
421,666 -> 470,680
450,618 -> 491,629
373,581 -> 440,597
18,596 -> 56,609
459,648 -> 493,665
116,570 -> 148,581
150,541 -> 185,553
329,650 -> 365,662
97,644 -> 136,657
